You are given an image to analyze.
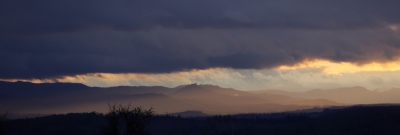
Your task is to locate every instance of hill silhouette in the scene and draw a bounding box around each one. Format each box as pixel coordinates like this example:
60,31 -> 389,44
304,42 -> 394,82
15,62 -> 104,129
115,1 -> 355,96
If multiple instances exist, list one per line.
6,81 -> 397,115
255,86 -> 400,104
5,105 -> 400,135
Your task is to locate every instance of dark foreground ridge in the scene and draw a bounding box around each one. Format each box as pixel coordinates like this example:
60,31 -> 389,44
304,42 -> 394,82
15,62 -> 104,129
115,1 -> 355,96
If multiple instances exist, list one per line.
3,105 -> 400,135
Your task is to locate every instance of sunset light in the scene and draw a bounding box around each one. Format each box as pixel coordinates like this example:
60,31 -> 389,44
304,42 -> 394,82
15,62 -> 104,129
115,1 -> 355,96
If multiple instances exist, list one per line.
278,59 -> 400,74
2,1 -> 400,134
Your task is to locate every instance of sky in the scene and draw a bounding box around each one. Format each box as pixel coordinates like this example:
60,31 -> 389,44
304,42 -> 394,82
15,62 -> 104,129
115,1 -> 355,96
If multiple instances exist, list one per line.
1,0 -> 400,91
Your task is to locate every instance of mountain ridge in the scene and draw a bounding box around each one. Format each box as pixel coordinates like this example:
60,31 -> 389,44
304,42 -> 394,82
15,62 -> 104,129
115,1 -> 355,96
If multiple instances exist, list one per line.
254,86 -> 400,104
6,81 -> 399,114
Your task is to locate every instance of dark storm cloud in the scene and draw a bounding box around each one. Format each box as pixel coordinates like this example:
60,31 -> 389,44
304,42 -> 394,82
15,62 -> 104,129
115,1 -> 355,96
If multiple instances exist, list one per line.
1,0 -> 400,79
2,0 -> 400,34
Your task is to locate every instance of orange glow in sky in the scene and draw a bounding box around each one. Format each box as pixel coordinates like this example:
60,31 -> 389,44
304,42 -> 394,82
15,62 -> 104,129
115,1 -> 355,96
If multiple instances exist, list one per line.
278,59 -> 400,74
3,59 -> 400,91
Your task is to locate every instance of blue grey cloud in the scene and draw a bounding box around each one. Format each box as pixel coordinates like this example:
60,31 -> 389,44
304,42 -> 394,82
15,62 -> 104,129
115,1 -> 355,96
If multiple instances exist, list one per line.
1,0 -> 400,79
2,0 -> 400,34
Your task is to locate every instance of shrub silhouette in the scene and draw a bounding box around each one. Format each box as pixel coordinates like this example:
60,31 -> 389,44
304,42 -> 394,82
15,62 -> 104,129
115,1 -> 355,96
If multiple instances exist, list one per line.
102,104 -> 154,135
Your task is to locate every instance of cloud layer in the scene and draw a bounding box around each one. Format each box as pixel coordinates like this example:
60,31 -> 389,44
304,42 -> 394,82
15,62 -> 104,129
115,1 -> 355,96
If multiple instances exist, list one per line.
1,0 -> 400,79
17,67 -> 400,91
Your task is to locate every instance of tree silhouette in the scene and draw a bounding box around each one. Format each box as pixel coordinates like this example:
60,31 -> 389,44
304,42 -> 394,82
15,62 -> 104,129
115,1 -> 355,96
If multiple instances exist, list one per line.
0,112 -> 9,135
103,105 -> 120,135
102,104 -> 154,135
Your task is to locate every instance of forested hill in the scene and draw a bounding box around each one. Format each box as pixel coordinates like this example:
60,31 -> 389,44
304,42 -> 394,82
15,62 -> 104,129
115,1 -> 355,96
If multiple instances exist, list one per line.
3,105 -> 400,135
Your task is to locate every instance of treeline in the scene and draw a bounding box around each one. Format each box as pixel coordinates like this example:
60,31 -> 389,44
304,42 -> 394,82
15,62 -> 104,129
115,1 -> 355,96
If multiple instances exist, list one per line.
3,105 -> 400,135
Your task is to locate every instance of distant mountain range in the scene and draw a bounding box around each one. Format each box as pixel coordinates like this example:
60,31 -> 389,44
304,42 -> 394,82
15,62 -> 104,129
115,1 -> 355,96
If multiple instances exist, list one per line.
1,81 -> 399,115
253,86 -> 400,104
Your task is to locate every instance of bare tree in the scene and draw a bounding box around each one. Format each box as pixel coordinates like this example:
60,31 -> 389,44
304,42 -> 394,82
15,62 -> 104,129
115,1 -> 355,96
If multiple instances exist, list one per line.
102,104 -> 154,135
102,105 -> 120,135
